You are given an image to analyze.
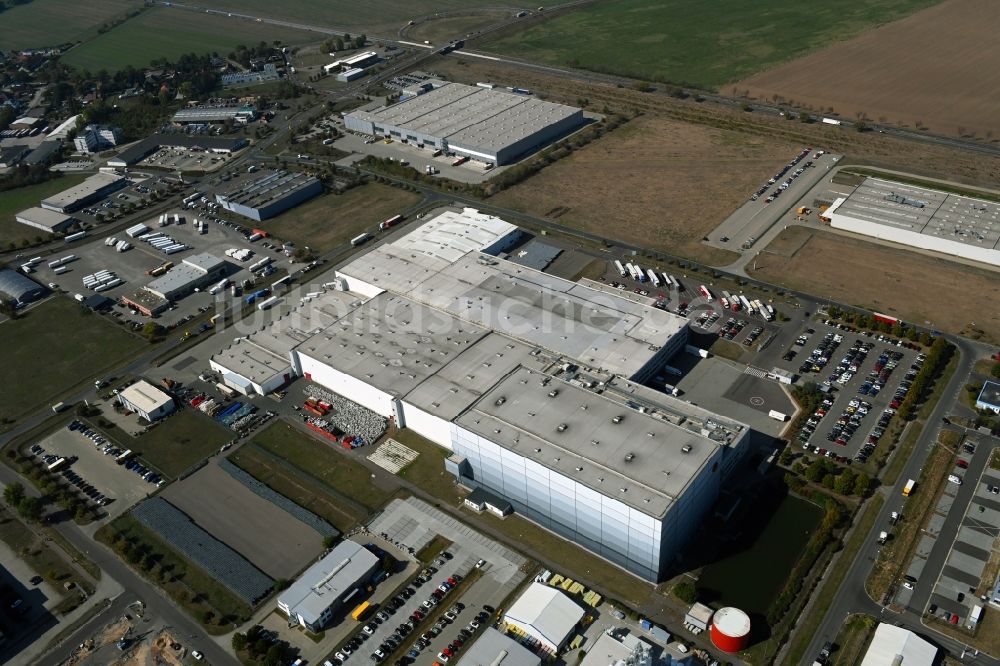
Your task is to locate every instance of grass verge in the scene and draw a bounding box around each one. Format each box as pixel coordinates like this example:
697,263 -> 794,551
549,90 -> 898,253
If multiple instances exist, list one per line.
831,614 -> 878,666
96,514 -> 252,632
883,352 -> 959,486
128,409 -> 231,479
0,506 -> 95,600
415,535 -> 452,564
0,297 -> 148,425
782,493 -> 883,666
258,184 -> 422,253
866,441 -> 953,603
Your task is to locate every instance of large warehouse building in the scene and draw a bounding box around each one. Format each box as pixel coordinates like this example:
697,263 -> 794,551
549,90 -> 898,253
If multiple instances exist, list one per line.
0,268 -> 46,305
15,206 -> 75,233
144,253 -> 227,301
277,540 -> 380,632
211,208 -> 750,580
345,82 -> 585,165
40,173 -> 128,213
108,134 -> 248,167
215,170 -> 323,221
823,177 -> 1000,268
172,105 -> 257,124
503,583 -> 584,653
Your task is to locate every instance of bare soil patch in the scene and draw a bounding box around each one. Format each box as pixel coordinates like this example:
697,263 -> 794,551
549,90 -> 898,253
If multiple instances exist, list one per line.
734,0 -> 1000,138
492,115 -> 798,264
750,227 -> 1000,343
162,463 -> 323,579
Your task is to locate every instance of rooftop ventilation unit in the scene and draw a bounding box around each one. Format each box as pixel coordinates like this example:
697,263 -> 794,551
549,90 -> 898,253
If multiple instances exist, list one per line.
624,453 -> 635,462
612,415 -> 623,424
556,423 -> 568,432
681,444 -> 692,453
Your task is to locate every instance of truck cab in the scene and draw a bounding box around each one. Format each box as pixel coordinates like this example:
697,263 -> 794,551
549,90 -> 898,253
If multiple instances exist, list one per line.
878,531 -> 888,544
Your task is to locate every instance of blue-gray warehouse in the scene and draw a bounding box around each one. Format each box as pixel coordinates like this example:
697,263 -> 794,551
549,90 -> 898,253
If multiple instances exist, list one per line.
344,81 -> 585,165
215,170 -> 323,221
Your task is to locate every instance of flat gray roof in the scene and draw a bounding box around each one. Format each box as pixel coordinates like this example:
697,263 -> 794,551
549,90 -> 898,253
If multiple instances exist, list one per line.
339,247 -> 688,378
455,366 -> 744,517
278,540 -> 378,625
297,293 -> 491,401
458,628 -> 541,666
349,82 -> 581,153
40,173 -> 125,209
146,253 -> 223,297
218,170 -> 321,210
16,206 -> 74,230
833,177 -> 1000,250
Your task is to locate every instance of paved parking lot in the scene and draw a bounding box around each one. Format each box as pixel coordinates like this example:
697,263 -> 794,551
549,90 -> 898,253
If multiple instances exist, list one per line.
32,425 -> 154,519
705,149 -> 842,252
33,206 -> 297,328
360,497 -> 529,666
770,320 -> 921,461
922,464 -> 1000,624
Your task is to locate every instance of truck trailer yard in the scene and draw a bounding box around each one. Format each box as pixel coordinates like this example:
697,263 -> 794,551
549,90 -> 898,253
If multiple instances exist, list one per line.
27,207 -> 302,327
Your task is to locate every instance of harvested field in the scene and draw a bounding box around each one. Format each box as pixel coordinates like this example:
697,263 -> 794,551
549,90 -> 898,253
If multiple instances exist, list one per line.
492,115 -> 798,264
749,227 -> 1000,343
162,463 -> 322,579
736,0 -> 1000,138
0,0 -> 134,52
430,55 -> 1000,188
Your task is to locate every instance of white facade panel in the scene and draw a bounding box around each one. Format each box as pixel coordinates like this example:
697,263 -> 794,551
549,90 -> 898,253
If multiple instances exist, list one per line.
297,352 -> 396,417
333,271 -> 385,298
829,212 -> 1000,267
400,401 -> 453,449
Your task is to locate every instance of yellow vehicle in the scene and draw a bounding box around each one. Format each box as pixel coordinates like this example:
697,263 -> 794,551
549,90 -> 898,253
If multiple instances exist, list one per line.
903,479 -> 915,497
351,601 -> 371,621
383,138 -> 392,144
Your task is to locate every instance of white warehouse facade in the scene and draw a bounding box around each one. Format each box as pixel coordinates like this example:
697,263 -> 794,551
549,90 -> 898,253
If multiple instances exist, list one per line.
823,177 -> 1000,268
210,207 -> 749,581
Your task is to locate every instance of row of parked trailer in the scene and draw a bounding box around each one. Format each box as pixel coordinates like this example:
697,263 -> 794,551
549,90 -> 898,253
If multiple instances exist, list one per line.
19,256 -> 44,274
104,236 -> 132,252
613,260 -> 684,290
82,269 -> 122,292
225,247 -> 253,262
136,231 -> 189,255
157,213 -> 183,227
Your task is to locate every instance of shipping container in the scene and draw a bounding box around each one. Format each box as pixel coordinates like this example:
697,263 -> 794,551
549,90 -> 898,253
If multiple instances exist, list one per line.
614,260 -> 626,277
64,231 -> 86,243
351,232 -> 373,246
646,269 -> 660,287
768,410 -> 788,422
53,265 -> 70,275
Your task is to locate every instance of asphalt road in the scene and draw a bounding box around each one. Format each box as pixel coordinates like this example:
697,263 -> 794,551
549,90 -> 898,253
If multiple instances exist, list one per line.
802,337 -> 1000,666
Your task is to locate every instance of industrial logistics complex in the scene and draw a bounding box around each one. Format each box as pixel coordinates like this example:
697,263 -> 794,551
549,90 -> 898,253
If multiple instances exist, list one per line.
211,207 -> 749,581
4,4 -> 1000,666
345,82 -> 586,165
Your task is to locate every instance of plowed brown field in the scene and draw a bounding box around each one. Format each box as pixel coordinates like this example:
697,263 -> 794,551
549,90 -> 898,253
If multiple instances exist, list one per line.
735,0 -> 1000,138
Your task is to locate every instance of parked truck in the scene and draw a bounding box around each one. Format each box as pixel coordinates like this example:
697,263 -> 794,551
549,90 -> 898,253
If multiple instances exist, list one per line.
903,479 -> 916,497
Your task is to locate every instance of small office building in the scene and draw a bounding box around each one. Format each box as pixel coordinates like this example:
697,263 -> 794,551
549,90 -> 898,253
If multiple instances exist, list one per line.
117,380 -> 176,421
277,541 -> 380,632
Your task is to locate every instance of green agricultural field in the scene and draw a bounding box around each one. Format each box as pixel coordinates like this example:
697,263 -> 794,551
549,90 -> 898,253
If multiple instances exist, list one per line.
130,409 -> 231,479
61,7 -> 319,72
259,183 -> 422,253
179,0 -> 574,36
485,0 -> 941,89
0,175 -> 87,247
0,298 -> 147,424
0,0 -> 136,52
